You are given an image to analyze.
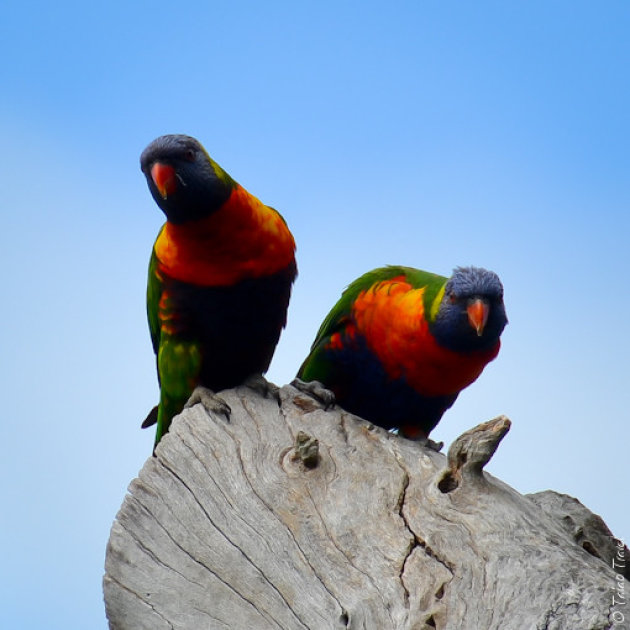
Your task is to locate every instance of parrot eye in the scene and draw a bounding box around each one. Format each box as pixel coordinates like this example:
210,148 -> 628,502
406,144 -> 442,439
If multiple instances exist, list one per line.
184,148 -> 196,161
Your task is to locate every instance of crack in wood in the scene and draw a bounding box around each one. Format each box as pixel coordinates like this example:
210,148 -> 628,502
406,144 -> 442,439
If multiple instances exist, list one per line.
106,574 -> 176,630
393,449 -> 455,623
231,426 -> 342,629
396,471 -> 414,608
414,539 -> 455,576
156,461 -> 289,630
304,482 -> 396,627
339,413 -> 350,446
123,495 -> 212,592
191,606 -> 231,629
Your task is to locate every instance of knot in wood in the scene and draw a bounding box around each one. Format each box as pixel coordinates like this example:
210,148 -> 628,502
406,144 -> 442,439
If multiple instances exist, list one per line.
447,415 -> 511,474
439,415 -> 511,493
293,430 -> 320,468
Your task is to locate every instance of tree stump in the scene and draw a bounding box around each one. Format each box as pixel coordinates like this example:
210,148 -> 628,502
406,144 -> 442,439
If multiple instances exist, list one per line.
104,384 -> 628,629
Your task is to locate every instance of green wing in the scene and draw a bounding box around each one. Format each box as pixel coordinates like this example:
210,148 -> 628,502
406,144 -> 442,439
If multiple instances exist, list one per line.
141,245 -> 163,432
147,246 -> 162,357
298,265 -> 448,382
146,236 -> 203,446
309,266 -> 447,349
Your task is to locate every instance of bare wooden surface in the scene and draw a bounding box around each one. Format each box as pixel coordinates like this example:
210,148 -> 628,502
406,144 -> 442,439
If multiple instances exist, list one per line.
104,385 -> 627,629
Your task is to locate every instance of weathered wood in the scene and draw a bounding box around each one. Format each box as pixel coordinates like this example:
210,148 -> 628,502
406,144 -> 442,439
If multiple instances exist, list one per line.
104,385 -> 628,629
527,491 -> 630,582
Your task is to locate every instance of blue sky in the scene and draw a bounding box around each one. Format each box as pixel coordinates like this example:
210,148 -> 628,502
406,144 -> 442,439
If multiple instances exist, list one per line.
1,2 -> 628,628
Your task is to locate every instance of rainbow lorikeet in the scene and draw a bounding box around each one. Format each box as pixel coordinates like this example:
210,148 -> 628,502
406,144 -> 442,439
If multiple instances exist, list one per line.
140,134 -> 297,448
295,266 -> 507,443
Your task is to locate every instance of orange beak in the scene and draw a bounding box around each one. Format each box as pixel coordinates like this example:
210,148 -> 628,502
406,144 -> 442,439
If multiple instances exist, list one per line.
150,162 -> 177,199
467,298 -> 489,336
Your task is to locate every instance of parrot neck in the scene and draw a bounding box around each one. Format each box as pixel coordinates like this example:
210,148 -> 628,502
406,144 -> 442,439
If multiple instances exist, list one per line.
154,184 -> 296,286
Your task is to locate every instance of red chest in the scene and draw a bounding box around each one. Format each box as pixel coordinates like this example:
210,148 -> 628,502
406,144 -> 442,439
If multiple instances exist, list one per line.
154,185 -> 295,286
351,279 -> 499,396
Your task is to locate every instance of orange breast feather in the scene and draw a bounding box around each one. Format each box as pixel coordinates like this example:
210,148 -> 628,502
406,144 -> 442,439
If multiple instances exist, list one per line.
352,279 -> 498,396
154,185 -> 295,286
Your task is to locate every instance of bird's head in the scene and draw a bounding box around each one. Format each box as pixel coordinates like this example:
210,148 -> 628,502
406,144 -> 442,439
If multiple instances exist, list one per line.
432,266 -> 508,352
140,134 -> 235,224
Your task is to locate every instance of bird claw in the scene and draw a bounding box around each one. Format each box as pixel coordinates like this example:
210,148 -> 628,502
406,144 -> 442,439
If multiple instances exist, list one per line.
417,437 -> 444,452
185,386 -> 231,421
243,374 -> 280,401
390,427 -> 444,452
291,378 -> 336,410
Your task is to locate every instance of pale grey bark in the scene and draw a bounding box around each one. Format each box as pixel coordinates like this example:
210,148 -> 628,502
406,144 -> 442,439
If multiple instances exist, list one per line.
104,384 -> 628,630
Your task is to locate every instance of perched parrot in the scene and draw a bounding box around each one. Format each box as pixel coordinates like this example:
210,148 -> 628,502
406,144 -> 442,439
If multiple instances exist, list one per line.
295,266 -> 507,443
140,134 -> 297,448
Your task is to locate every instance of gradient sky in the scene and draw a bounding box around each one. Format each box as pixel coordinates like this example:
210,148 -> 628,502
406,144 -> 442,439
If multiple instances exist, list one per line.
2,2 -> 629,628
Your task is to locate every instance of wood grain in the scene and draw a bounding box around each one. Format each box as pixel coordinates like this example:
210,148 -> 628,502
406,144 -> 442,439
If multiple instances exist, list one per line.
104,384 -> 626,629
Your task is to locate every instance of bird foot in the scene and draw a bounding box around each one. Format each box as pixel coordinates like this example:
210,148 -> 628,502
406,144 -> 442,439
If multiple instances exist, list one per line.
391,427 -> 444,452
416,436 -> 444,452
185,386 -> 231,421
242,374 -> 280,401
291,378 -> 336,410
